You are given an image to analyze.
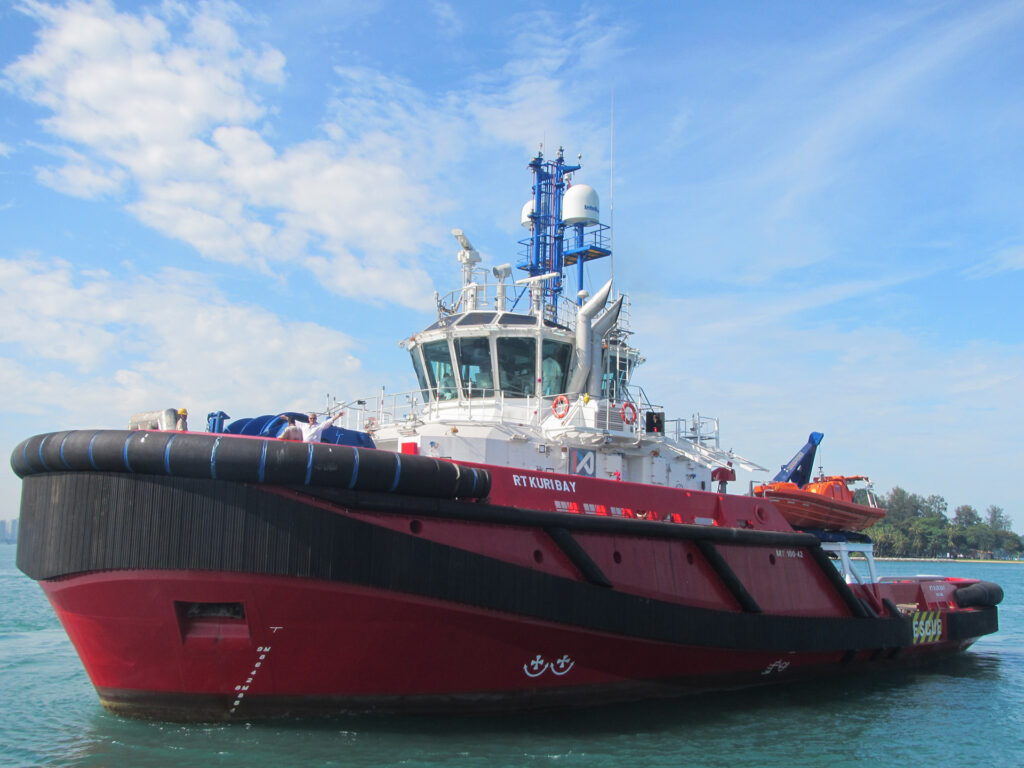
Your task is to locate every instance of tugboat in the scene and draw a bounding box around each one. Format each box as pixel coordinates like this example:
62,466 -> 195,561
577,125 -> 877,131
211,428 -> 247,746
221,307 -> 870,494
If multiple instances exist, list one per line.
12,148 -> 1002,721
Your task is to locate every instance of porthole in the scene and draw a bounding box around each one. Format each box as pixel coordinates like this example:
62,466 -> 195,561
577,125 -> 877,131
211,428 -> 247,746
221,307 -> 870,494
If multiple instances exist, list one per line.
613,551 -> 622,564
769,553 -> 777,565
409,520 -> 422,534
533,549 -> 544,563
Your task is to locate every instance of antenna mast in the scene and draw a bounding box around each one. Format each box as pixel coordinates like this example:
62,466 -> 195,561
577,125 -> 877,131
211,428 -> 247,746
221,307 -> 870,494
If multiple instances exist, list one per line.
517,146 -> 611,323
610,85 -> 615,289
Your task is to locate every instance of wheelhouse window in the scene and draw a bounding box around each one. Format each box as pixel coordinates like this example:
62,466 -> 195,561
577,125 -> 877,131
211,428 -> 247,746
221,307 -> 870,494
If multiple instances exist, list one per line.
453,336 -> 493,397
541,340 -> 572,396
457,312 -> 496,326
422,340 -> 457,400
497,313 -> 536,326
602,345 -> 632,401
410,348 -> 431,402
496,337 -> 536,397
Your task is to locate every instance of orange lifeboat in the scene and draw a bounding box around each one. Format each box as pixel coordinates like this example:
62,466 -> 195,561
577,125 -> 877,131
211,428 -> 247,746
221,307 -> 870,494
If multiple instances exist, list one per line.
753,475 -> 886,531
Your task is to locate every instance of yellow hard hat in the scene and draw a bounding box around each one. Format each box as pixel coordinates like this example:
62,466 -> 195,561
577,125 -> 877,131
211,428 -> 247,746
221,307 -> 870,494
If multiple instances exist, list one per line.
178,408 -> 188,416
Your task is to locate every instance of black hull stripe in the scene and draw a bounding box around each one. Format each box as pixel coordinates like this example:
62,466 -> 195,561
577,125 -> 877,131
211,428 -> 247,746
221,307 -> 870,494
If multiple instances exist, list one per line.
807,544 -> 870,618
18,472 -> 994,654
695,539 -> 761,613
306,487 -> 875,628
545,526 -> 612,588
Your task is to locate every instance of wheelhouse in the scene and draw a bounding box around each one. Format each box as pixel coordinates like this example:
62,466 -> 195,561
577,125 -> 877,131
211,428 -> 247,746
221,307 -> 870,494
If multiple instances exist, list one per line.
407,312 -> 576,403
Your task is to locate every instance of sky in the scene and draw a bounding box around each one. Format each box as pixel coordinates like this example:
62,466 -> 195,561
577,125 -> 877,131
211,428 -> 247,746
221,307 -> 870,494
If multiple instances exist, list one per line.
1,0 -> 1023,529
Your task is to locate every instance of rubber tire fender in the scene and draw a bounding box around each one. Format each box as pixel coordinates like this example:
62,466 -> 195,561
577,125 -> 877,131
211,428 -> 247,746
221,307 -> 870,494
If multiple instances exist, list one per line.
954,580 -> 1004,608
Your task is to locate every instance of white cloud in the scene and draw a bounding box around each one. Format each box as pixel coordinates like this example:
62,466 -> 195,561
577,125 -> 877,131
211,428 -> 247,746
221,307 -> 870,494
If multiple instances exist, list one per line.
0,257 -> 121,370
0,141 -> 11,157
965,245 -> 1024,278
640,2 -> 1024,286
8,1 -> 271,154
4,1 -> 624,308
0,256 -> 364,424
33,144 -> 127,198
760,3 -> 1023,225
464,9 -> 624,156
5,0 -> 287,258
629,279 -> 1024,520
430,1 -> 462,39
7,0 -> 444,297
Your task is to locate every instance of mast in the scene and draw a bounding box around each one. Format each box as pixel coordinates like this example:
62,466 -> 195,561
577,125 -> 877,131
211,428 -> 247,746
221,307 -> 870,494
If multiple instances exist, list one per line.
519,146 -> 610,324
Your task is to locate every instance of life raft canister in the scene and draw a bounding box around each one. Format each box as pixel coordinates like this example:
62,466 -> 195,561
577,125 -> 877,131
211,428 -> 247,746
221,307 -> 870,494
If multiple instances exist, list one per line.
621,402 -> 637,424
552,395 -> 571,419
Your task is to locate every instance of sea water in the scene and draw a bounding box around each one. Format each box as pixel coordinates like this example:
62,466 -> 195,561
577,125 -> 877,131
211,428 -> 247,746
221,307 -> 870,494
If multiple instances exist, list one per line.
2,544 -> 1022,768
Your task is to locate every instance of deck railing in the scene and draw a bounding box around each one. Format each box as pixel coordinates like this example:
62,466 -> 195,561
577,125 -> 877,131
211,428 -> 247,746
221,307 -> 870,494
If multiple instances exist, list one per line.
333,387 -> 722,448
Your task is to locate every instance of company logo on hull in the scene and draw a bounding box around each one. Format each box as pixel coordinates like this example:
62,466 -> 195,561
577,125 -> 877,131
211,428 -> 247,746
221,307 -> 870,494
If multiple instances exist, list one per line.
761,659 -> 791,675
570,449 -> 596,477
523,654 -> 576,678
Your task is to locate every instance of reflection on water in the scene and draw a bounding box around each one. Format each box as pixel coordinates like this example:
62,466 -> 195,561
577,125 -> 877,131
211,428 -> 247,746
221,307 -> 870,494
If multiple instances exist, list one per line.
43,649 -> 1024,768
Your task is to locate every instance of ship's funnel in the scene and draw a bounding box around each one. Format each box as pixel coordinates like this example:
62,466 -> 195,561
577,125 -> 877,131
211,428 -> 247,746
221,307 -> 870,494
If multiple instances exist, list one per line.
567,279 -> 613,394
592,296 -> 622,337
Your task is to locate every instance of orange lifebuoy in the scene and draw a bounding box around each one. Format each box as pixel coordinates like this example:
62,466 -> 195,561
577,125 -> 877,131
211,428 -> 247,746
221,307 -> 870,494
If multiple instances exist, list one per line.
552,395 -> 570,419
620,402 -> 637,424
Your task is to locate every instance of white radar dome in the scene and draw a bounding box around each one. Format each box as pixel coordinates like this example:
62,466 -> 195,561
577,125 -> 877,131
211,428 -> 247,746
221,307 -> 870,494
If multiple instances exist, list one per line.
562,184 -> 600,226
521,199 -> 534,229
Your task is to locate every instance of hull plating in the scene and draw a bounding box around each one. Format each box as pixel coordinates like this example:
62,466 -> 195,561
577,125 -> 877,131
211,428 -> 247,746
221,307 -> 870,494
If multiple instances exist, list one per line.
16,465 -> 998,721
43,570 -> 982,721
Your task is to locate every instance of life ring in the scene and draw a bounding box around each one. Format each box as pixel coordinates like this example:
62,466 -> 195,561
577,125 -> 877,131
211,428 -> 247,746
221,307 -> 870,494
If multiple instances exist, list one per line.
552,395 -> 571,419
620,402 -> 637,424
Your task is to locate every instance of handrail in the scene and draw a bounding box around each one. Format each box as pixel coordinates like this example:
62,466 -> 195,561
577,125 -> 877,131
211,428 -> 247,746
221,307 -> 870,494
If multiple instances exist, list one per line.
333,386 -> 723,448
435,282 -> 586,331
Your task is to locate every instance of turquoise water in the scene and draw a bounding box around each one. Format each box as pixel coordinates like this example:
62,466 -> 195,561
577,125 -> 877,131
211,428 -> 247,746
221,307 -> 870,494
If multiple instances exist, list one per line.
2,543 -> 1022,767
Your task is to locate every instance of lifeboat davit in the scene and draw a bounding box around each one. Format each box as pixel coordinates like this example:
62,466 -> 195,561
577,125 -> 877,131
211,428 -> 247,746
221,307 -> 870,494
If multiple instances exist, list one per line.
753,475 -> 886,531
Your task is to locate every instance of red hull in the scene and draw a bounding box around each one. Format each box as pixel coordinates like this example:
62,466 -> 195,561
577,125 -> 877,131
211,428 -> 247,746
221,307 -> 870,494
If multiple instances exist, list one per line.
13,431 -> 1000,720
42,569 -> 979,720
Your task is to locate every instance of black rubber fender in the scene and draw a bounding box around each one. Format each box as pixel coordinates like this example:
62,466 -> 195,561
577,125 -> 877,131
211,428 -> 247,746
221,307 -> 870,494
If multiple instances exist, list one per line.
954,580 -> 1004,608
11,430 -> 491,501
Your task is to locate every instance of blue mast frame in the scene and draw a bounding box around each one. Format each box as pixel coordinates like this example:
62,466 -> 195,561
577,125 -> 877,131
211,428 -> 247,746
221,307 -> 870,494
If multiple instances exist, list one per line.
518,147 -> 612,322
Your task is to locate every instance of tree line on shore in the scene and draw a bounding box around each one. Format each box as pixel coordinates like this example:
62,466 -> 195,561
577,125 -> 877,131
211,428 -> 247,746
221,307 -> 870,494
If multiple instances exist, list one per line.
858,487 -> 1021,559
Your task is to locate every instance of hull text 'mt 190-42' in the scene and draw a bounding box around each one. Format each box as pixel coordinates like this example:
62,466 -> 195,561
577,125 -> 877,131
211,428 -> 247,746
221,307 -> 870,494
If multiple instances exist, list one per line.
12,147 -> 1002,721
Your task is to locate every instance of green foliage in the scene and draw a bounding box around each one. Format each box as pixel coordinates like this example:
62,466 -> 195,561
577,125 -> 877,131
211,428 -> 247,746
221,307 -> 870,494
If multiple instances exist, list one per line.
869,489 -> 1021,559
986,505 -> 1011,532
953,504 -> 982,528
922,495 -> 948,520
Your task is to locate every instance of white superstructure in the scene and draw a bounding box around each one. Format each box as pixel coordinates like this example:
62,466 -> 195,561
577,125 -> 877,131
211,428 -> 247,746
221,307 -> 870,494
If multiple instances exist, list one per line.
341,147 -> 763,489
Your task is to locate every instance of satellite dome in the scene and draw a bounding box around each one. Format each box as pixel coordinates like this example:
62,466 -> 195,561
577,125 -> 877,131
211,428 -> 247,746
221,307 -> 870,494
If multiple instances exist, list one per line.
562,184 -> 599,226
521,199 -> 534,229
